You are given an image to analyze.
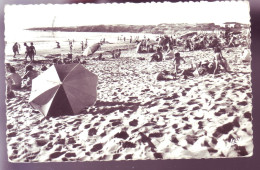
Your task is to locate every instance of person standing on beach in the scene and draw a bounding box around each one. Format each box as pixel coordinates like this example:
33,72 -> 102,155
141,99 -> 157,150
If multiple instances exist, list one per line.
69,41 -> 73,54
173,52 -> 186,77
12,42 -> 19,58
185,39 -> 192,51
81,41 -> 84,51
29,42 -> 36,61
24,43 -> 30,62
212,47 -> 228,74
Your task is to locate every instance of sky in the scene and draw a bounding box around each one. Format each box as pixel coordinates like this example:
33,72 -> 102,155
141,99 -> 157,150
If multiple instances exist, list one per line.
5,1 -> 250,32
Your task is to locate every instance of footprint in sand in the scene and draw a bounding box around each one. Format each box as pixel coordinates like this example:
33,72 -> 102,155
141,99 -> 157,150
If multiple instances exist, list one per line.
214,108 -> 226,116
125,154 -> 133,159
149,133 -> 163,138
36,139 -> 48,146
90,143 -> 103,152
177,106 -> 187,112
88,128 -> 97,136
84,124 -> 91,129
49,151 -> 66,159
122,141 -> 136,148
154,153 -> 163,159
183,124 -> 192,130
114,131 -> 129,140
129,119 -> 138,126
110,120 -> 122,126
244,112 -> 252,121
65,152 -> 76,158
113,154 -> 121,160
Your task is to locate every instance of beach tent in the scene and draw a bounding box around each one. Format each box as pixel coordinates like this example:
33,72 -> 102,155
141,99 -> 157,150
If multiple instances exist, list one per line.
29,64 -> 98,117
83,43 -> 101,56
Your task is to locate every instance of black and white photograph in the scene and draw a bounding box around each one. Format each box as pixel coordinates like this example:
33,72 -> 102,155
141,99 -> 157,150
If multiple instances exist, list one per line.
4,1 -> 252,162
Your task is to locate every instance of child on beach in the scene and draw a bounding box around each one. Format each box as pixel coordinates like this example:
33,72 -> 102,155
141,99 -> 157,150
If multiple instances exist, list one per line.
212,47 -> 228,74
22,65 -> 39,88
173,52 -> 186,77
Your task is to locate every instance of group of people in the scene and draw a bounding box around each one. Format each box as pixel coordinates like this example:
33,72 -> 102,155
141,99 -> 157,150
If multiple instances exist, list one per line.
6,64 -> 39,98
12,42 -> 36,63
24,42 -> 36,62
183,31 -> 249,52
156,46 -> 230,81
136,38 -> 156,53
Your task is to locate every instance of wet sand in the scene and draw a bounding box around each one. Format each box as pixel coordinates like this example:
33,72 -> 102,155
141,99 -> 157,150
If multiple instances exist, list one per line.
5,45 -> 253,162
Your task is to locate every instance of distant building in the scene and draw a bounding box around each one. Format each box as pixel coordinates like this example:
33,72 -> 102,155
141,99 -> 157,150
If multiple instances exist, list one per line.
224,22 -> 244,28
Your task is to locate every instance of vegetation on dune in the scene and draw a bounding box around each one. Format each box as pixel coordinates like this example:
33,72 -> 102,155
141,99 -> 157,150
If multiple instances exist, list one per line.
26,23 -> 248,34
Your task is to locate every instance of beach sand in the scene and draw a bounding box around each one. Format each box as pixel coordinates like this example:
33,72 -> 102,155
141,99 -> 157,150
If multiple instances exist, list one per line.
5,44 -> 253,162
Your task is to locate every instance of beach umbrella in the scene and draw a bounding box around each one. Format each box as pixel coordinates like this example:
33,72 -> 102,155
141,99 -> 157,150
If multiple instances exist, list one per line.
83,43 -> 101,56
180,32 -> 198,39
29,64 -> 98,117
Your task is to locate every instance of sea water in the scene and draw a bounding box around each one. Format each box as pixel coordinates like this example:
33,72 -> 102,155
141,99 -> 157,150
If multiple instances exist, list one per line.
4,30 -> 158,56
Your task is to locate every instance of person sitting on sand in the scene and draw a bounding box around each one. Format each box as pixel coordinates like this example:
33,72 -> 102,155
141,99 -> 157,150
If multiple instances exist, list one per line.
212,47 -> 228,74
173,52 -> 186,77
52,58 -> 58,65
196,61 -> 210,76
6,66 -> 22,91
41,65 -> 48,71
178,63 -> 197,79
5,63 -> 11,71
22,65 -> 39,88
157,70 -> 175,81
63,58 -> 72,64
150,47 -> 163,62
12,42 -> 19,58
114,49 -> 121,58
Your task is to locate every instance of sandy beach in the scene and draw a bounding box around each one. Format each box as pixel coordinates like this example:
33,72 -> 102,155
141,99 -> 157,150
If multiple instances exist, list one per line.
5,39 -> 253,162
